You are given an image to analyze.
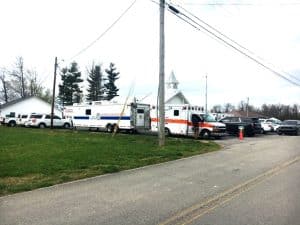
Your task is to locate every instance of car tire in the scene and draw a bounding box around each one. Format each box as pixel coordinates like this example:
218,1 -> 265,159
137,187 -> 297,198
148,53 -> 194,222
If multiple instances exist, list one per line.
165,128 -> 171,137
39,123 -> 46,129
201,129 -> 211,139
8,121 -> 16,127
63,123 -> 70,129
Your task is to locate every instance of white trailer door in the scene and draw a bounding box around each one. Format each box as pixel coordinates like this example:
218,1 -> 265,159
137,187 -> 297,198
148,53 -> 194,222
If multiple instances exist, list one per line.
136,108 -> 145,127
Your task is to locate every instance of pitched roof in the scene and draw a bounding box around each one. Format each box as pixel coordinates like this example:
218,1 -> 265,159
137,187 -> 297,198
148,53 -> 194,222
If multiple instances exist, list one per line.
165,90 -> 190,104
0,96 -> 36,109
166,71 -> 179,85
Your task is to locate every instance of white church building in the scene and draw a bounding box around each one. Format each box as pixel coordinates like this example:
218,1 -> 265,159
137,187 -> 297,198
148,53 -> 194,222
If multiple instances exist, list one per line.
164,71 -> 190,105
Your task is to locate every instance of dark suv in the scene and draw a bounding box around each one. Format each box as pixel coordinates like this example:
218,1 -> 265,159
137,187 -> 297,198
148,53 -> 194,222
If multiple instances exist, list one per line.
277,120 -> 300,135
219,117 -> 261,137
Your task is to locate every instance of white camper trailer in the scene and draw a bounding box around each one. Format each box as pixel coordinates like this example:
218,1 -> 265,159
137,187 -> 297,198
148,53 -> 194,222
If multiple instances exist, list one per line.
64,101 -> 151,132
150,104 -> 226,138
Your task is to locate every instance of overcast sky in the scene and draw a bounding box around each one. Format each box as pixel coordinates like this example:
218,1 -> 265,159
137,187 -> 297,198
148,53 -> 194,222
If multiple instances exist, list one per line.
1,0 -> 300,109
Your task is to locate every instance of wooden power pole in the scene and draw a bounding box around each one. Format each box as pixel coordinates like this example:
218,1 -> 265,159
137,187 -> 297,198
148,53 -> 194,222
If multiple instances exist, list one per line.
158,0 -> 165,147
51,57 -> 58,129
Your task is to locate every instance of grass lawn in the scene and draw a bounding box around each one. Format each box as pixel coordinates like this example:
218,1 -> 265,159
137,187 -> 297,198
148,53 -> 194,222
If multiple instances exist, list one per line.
0,126 -> 220,196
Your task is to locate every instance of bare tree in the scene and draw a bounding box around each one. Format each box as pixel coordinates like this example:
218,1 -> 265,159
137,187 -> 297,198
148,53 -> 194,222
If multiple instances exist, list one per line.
10,56 -> 27,98
211,104 -> 222,113
223,103 -> 235,113
0,68 -> 9,103
26,69 -> 43,96
238,100 -> 246,111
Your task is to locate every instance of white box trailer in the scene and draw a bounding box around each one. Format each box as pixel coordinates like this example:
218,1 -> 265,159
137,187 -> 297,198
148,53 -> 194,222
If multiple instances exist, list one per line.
150,104 -> 226,138
64,101 -> 151,132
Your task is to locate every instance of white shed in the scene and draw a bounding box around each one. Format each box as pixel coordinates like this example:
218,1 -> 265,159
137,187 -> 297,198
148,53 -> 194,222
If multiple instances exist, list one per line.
0,96 -> 62,118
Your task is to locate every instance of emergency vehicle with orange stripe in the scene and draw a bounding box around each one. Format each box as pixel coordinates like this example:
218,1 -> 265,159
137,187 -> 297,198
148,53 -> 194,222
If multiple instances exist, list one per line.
150,104 -> 227,138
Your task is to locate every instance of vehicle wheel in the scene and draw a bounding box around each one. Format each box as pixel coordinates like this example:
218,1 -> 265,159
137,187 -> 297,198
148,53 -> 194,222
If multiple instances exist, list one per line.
277,131 -> 282,135
39,123 -> 46,129
164,128 -> 171,137
8,121 -> 16,127
201,130 -> 211,139
63,123 -> 70,129
106,124 -> 113,133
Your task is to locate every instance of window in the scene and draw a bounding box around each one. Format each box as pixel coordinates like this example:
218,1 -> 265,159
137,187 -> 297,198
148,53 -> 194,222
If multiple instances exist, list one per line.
45,115 -> 51,119
53,116 -> 61,120
9,112 -> 16,117
137,109 -> 144,114
220,118 -> 230,123
174,110 -> 179,116
191,114 -> 201,123
231,117 -> 240,122
86,109 -> 91,115
31,114 -> 43,119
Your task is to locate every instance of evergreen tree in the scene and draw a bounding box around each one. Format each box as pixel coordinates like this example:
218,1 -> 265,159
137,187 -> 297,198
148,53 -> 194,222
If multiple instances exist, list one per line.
58,62 -> 83,106
86,63 -> 105,101
104,63 -> 119,101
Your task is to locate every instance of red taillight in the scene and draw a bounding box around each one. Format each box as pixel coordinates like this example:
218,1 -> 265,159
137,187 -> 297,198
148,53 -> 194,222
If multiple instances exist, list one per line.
32,119 -> 36,123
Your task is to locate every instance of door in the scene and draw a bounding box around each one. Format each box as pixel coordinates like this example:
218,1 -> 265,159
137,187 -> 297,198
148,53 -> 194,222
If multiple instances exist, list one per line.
136,108 -> 145,127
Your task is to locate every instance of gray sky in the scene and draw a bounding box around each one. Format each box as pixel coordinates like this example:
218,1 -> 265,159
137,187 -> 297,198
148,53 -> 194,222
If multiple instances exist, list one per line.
1,0 -> 300,108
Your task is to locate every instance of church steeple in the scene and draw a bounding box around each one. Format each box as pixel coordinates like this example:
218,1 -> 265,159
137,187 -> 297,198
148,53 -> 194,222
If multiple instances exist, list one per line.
166,71 -> 179,90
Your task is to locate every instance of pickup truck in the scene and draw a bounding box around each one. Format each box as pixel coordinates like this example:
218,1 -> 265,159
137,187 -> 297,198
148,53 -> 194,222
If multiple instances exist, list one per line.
3,115 -> 18,127
219,116 -> 262,137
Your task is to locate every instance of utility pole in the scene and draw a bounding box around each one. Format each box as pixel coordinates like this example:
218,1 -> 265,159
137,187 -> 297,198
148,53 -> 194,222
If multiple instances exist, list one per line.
51,57 -> 58,129
246,97 -> 249,117
158,0 -> 165,147
205,74 -> 208,114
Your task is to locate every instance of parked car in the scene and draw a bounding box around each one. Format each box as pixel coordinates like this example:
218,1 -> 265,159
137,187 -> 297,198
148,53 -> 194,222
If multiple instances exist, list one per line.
249,117 -> 263,134
3,115 -> 18,127
17,113 -> 34,126
258,119 -> 273,133
25,114 -> 72,129
266,119 -> 281,132
219,117 -> 261,136
277,120 -> 300,135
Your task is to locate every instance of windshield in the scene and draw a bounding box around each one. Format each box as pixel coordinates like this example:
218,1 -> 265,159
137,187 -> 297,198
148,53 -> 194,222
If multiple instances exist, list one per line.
202,114 -> 217,122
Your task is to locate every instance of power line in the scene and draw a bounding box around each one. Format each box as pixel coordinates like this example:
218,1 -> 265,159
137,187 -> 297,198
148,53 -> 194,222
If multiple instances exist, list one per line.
171,3 -> 300,84
68,0 -> 138,61
181,1 -> 300,6
165,2 -> 300,87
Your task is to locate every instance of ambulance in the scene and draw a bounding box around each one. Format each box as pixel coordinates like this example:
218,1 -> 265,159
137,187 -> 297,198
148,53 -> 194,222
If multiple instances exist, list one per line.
64,101 -> 151,133
150,104 -> 227,138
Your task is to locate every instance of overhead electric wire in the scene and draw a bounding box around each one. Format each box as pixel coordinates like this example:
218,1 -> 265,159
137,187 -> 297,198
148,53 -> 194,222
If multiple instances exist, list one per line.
181,1 -> 300,6
164,2 -> 300,86
171,2 -> 300,84
68,0 -> 138,61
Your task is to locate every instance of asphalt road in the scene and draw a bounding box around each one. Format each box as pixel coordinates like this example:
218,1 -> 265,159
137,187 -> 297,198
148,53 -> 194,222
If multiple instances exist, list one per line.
189,160 -> 300,225
1,134 -> 300,225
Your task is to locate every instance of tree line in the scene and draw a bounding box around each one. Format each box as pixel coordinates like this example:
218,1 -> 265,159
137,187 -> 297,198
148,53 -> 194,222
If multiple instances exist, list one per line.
0,57 -> 120,106
211,101 -> 300,120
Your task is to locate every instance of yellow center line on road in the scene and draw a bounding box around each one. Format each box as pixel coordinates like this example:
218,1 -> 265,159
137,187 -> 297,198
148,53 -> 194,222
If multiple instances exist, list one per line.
158,155 -> 300,225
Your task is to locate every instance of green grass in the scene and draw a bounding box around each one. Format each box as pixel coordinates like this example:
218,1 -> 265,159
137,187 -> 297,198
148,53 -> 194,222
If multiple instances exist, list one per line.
0,126 -> 220,196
